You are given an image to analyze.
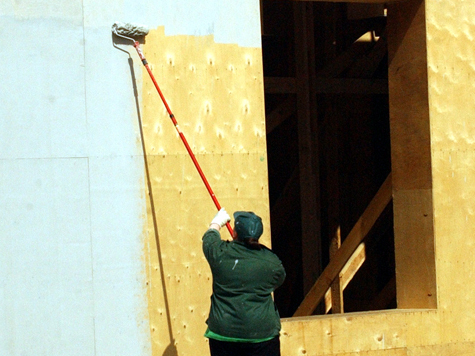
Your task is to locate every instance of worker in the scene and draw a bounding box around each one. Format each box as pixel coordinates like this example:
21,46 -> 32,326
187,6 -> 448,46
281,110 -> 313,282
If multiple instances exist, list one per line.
202,208 -> 286,356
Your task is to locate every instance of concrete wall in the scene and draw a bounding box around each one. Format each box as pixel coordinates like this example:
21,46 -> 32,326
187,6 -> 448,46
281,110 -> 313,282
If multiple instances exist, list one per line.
0,1 -> 264,355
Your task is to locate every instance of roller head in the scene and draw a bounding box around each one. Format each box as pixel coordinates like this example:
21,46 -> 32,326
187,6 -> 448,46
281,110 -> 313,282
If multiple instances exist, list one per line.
112,22 -> 149,37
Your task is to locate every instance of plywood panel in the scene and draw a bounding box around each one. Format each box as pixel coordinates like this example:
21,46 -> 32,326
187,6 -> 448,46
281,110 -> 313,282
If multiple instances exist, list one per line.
282,310 -> 432,355
282,309 -> 452,355
430,150 -> 475,345
387,0 -> 431,191
408,342 -> 475,356
426,0 -> 475,349
140,27 -> 269,355
281,0 -> 475,354
141,28 -> 266,156
392,189 -> 436,308
387,0 -> 437,309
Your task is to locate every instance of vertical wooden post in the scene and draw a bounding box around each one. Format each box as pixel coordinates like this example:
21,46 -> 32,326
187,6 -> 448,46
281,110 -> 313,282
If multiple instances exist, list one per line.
329,227 -> 344,313
293,2 -> 322,295
387,0 -> 437,308
323,2 -> 344,314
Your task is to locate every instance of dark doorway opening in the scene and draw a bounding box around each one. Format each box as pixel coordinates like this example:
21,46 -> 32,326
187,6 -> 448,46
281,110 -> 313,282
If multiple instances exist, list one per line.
261,1 -> 395,317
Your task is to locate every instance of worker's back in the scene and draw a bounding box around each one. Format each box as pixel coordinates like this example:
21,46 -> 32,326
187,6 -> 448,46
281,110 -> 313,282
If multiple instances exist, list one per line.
202,229 -> 286,339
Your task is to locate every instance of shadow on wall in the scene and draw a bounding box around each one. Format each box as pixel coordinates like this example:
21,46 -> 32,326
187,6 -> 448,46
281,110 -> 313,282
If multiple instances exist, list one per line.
163,342 -> 178,356
113,33 -> 178,356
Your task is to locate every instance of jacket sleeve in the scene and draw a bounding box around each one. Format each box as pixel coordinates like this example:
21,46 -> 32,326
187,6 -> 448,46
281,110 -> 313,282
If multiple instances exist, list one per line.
202,228 -> 223,263
273,259 -> 286,291
262,247 -> 287,291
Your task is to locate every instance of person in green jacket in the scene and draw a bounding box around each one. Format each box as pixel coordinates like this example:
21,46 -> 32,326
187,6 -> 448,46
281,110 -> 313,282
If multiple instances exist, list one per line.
202,208 -> 286,356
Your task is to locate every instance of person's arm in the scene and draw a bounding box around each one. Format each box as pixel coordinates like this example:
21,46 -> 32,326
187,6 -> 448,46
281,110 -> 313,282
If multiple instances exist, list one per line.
274,262 -> 286,290
202,208 -> 231,261
267,253 -> 286,290
209,222 -> 221,230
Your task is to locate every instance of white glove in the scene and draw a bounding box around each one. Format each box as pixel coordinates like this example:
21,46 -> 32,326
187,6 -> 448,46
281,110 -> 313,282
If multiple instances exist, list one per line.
211,208 -> 231,228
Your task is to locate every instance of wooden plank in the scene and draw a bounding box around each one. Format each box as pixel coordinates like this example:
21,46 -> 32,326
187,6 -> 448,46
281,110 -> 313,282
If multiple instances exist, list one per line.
329,228 -> 343,313
265,77 -> 388,94
393,189 -> 436,308
387,0 -> 431,190
339,242 -> 367,287
315,78 -> 388,94
325,242 -> 367,313
322,3 -> 343,315
387,0 -> 437,309
293,173 -> 392,317
293,1 -> 322,294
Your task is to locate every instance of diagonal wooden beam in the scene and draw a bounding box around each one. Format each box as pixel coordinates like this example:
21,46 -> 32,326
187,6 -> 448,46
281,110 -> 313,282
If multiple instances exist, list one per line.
293,173 -> 393,317
347,31 -> 388,78
329,227 -> 344,313
325,242 -> 367,313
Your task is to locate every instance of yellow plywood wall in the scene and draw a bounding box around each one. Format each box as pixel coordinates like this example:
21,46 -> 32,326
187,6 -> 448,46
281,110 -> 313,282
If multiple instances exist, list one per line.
140,27 -> 270,355
280,0 -> 475,355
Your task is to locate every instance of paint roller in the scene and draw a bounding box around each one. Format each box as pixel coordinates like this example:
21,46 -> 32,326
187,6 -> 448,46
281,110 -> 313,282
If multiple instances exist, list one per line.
112,22 -> 149,37
112,22 -> 234,237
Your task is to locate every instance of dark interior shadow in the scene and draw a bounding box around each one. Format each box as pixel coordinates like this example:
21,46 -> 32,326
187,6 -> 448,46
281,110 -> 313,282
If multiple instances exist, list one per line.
113,37 -> 178,356
387,0 -> 424,66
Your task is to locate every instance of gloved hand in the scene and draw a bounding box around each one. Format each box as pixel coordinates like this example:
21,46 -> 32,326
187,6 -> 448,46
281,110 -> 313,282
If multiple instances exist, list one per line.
210,208 -> 231,228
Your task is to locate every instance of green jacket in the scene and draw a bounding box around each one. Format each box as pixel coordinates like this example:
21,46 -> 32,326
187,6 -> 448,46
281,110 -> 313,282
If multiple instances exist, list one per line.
202,228 -> 286,340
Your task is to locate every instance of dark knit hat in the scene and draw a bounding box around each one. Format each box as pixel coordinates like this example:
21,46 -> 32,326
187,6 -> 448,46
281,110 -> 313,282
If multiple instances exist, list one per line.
233,211 -> 263,240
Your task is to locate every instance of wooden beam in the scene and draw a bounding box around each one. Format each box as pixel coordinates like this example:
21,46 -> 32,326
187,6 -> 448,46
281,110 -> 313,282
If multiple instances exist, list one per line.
293,173 -> 392,317
322,3 -> 343,314
294,1 -> 322,295
325,242 -> 367,313
265,77 -> 388,94
387,0 -> 437,309
316,78 -> 388,94
329,228 -> 343,313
